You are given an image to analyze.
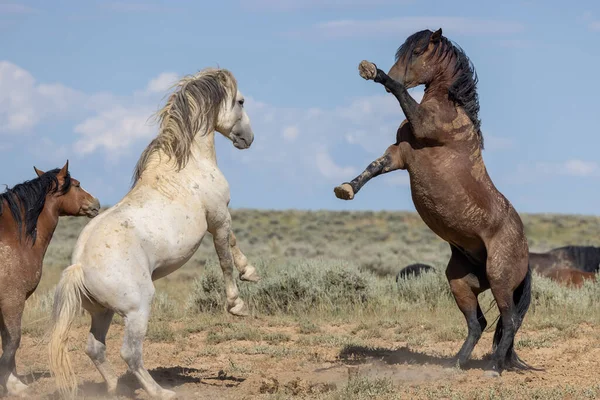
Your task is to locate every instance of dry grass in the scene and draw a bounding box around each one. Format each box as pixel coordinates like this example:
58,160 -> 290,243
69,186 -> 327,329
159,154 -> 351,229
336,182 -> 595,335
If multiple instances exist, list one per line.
18,209 -> 600,399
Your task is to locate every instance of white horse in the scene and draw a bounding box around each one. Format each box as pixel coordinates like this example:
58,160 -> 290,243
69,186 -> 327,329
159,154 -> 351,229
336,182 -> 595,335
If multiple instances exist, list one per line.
48,68 -> 259,399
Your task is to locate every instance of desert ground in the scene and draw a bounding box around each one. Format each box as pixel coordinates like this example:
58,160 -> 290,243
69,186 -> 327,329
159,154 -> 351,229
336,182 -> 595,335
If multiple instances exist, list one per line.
6,210 -> 600,399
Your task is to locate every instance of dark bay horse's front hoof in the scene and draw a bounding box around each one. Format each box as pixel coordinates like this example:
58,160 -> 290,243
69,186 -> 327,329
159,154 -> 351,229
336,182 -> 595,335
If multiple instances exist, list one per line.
334,183 -> 355,200
358,60 -> 377,80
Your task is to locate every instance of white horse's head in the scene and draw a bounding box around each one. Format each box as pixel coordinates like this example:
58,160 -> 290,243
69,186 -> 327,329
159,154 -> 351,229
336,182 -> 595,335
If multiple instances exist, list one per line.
215,77 -> 254,150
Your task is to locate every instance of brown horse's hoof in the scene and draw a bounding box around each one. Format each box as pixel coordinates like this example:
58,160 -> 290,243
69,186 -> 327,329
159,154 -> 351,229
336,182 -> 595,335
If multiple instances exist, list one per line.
358,61 -> 377,80
334,183 -> 354,200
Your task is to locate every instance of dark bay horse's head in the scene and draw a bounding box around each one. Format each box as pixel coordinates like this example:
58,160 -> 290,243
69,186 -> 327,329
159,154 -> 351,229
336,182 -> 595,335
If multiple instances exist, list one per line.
34,161 -> 100,218
387,28 -> 449,90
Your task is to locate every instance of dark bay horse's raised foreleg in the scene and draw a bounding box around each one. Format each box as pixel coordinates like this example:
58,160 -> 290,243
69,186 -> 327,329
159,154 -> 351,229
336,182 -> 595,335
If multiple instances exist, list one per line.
334,143 -> 404,200
358,61 -> 434,141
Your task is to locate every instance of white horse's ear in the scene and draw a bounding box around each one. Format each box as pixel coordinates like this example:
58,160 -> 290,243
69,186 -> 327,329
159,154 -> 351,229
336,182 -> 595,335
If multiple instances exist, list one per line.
33,166 -> 45,177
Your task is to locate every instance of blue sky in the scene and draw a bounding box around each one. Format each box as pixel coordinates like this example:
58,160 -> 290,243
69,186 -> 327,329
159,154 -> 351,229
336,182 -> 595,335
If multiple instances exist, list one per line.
1,0 -> 600,214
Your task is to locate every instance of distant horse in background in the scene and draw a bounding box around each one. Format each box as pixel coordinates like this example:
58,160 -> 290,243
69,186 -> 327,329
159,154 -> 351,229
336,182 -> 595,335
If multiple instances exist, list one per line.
396,263 -> 435,282
48,68 -> 258,400
542,267 -> 597,288
529,246 -> 600,274
334,28 -> 533,376
529,246 -> 599,288
0,162 -> 99,397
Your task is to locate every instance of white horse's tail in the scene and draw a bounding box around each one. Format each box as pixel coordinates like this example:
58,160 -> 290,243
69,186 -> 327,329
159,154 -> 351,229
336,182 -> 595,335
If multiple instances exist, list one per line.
48,263 -> 88,399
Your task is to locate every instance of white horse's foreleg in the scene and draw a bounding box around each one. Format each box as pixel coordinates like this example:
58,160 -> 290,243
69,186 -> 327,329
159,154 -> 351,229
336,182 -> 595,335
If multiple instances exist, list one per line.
120,294 -> 175,400
212,223 -> 248,317
229,231 -> 260,282
85,309 -> 118,394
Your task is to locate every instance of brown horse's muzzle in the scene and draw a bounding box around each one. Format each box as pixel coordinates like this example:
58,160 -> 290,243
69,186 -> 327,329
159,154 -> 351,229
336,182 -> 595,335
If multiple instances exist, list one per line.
83,198 -> 101,218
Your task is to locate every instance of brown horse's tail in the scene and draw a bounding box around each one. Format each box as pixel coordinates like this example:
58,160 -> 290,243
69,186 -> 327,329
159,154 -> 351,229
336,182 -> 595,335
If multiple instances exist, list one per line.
48,263 -> 88,399
492,263 -> 537,370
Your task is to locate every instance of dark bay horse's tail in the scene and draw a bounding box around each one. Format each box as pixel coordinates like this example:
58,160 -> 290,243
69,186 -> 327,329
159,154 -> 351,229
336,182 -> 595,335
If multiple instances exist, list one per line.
492,263 -> 536,370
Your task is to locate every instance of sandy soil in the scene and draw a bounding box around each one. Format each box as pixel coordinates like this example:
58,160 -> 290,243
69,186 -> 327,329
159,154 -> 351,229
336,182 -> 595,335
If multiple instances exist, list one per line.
6,321 -> 600,399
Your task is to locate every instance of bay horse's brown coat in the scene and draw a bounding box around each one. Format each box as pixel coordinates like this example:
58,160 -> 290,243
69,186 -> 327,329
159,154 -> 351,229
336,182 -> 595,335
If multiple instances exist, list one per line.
0,162 -> 99,395
335,29 -> 532,375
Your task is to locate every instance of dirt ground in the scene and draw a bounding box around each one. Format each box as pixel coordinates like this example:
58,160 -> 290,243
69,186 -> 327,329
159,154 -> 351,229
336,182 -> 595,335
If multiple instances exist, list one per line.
6,319 -> 600,400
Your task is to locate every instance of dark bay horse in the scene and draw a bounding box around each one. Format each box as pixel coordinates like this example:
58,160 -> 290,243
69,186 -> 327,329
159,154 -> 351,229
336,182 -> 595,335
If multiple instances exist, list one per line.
334,29 -> 532,376
0,161 -> 99,396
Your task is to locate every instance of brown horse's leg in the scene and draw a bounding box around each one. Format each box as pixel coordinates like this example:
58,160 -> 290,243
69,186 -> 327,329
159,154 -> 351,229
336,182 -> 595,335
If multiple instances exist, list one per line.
334,144 -> 404,200
485,250 -> 532,375
86,309 -> 118,394
446,246 -> 488,368
0,297 -> 27,396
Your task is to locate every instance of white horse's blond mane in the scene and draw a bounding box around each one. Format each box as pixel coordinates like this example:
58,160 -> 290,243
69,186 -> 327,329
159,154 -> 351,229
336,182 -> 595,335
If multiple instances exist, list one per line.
132,68 -> 238,183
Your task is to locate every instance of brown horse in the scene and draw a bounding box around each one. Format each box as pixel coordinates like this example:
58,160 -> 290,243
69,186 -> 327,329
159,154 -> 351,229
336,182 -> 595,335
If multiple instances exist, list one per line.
334,28 -> 532,376
0,161 -> 99,396
542,267 -> 597,288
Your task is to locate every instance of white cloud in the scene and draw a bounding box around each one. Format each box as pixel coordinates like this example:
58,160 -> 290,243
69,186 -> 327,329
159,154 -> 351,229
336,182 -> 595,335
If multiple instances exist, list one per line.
0,3 -> 37,14
304,17 -> 525,39
315,148 -> 356,180
0,61 -> 82,132
243,0 -> 411,11
146,72 -> 178,94
564,160 -> 599,176
590,21 -> 600,31
74,106 -> 157,154
282,125 -> 299,141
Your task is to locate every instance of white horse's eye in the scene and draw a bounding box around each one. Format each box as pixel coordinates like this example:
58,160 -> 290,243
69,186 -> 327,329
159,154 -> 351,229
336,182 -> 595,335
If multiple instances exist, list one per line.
238,99 -> 244,107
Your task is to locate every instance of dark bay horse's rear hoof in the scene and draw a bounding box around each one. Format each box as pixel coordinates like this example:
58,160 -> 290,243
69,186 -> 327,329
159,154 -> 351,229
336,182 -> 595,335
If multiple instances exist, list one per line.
483,370 -> 500,378
334,183 -> 355,200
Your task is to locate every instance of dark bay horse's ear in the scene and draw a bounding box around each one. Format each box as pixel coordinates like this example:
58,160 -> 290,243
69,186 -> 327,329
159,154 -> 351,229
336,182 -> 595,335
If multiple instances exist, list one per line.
58,160 -> 69,177
430,28 -> 443,42
33,166 -> 45,177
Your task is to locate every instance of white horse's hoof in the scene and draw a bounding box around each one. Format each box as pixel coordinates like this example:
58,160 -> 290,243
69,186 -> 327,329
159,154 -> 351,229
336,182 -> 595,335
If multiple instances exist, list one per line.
228,299 -> 249,317
483,370 -> 500,378
358,60 -> 377,80
334,183 -> 354,200
157,389 -> 177,400
6,373 -> 28,397
240,266 -> 260,282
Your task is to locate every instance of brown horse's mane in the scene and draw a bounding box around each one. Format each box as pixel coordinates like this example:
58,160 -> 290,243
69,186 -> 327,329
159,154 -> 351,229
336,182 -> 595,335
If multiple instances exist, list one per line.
0,169 -> 71,244
395,30 -> 483,149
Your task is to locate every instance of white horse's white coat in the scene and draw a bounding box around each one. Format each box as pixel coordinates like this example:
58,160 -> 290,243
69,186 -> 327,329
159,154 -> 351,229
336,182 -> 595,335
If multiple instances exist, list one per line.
48,69 -> 257,400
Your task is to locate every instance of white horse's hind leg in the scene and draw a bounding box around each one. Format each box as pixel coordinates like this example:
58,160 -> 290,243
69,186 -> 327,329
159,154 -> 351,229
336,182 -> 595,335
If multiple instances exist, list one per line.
121,299 -> 175,399
229,231 -> 260,282
85,309 -> 118,394
212,223 -> 248,317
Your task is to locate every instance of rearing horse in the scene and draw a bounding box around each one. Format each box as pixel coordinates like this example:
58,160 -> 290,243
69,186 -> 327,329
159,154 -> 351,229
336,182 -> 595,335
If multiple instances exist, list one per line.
48,68 -> 258,399
334,29 -> 532,376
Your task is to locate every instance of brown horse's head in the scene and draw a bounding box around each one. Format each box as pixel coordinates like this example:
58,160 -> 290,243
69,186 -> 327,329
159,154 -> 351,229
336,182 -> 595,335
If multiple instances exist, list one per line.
33,161 -> 100,218
387,28 -> 449,89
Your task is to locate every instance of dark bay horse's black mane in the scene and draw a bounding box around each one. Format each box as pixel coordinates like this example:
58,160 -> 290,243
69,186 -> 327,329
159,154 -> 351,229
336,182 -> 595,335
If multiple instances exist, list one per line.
0,169 -> 71,244
395,29 -> 483,149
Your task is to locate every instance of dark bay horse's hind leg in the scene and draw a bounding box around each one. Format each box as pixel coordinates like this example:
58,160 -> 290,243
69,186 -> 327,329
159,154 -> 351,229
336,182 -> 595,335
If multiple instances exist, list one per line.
334,143 -> 405,200
446,246 -> 489,368
0,297 -> 27,396
485,246 -> 532,375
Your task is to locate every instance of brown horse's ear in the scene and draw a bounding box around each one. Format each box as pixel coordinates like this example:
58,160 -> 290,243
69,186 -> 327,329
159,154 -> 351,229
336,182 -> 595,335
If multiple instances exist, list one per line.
58,160 -> 69,177
430,28 -> 443,42
33,166 -> 45,177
